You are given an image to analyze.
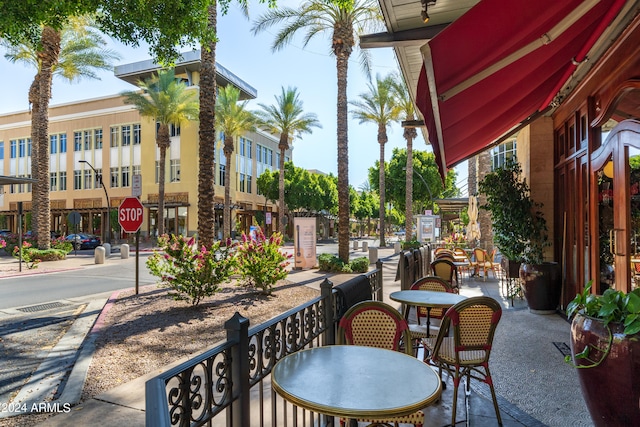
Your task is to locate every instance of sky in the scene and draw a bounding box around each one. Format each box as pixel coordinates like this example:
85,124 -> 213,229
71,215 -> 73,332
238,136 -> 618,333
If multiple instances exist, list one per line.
0,1 -> 466,194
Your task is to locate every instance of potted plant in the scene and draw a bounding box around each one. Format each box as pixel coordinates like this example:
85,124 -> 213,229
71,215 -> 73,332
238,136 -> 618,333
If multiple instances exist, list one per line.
565,282 -> 640,426
479,160 -> 561,312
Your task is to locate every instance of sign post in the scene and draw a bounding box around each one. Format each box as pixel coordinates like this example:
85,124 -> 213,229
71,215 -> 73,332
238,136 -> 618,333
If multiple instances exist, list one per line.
118,197 -> 144,294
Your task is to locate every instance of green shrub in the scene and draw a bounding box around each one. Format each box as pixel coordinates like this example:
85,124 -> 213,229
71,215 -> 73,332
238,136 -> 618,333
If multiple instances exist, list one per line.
402,239 -> 421,250
236,228 -> 291,295
146,234 -> 237,305
30,249 -> 67,262
318,254 -> 369,273
12,242 -> 40,269
349,257 -> 369,273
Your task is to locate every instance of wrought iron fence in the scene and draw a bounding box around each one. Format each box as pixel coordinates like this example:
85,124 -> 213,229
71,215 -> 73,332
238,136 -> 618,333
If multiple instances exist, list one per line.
146,261 -> 384,427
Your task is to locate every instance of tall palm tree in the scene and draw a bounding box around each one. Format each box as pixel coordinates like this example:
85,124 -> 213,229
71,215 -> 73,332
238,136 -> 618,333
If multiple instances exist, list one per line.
3,16 -> 119,249
215,84 -> 256,240
122,69 -> 199,236
350,73 -> 400,247
390,73 -> 419,240
252,0 -> 382,262
254,86 -> 321,236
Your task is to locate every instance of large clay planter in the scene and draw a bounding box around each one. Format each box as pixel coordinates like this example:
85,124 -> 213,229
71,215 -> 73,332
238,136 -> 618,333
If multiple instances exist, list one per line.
519,262 -> 561,314
570,313 -> 640,426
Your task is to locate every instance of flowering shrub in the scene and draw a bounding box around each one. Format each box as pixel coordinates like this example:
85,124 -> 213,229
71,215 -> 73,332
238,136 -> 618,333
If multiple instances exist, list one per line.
0,238 -> 5,249
12,241 -> 41,269
146,234 -> 237,305
443,232 -> 467,249
51,236 -> 73,253
236,228 -> 291,295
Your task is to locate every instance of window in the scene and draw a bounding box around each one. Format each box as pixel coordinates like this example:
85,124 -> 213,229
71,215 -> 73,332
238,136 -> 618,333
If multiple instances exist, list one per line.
133,165 -> 141,176
121,166 -> 130,187
50,135 -> 58,154
239,173 -> 245,192
95,168 -> 102,187
94,129 -> 103,149
27,139 -> 32,157
246,175 -> 252,194
110,126 -> 119,147
263,147 -> 268,165
239,138 -> 245,157
170,159 -> 180,182
60,134 -> 67,153
133,124 -> 141,145
170,124 -> 180,137
50,172 -> 57,191
84,169 -> 93,189
275,152 -> 280,168
0,141 -> 3,160
10,140 -> 16,158
491,140 -> 517,170
257,144 -> 263,162
84,130 -> 92,150
110,167 -> 119,187
19,139 -> 26,157
59,172 -> 67,190
219,164 -> 226,186
26,174 -> 32,192
246,140 -> 252,159
74,170 -> 82,190
74,132 -> 82,151
122,125 -> 131,146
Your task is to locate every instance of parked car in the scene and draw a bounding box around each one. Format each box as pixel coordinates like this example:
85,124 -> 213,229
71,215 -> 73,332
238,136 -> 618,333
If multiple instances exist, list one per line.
65,233 -> 101,249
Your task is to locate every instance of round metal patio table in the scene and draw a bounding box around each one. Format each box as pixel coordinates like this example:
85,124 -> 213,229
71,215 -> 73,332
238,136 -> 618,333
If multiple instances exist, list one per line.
390,290 -> 467,336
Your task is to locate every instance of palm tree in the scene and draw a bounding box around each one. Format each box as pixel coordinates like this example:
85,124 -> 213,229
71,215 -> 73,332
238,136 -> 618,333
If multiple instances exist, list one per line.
350,73 -> 400,247
252,0 -> 382,262
215,84 -> 256,240
122,69 -> 199,236
3,16 -> 119,249
254,86 -> 321,236
390,73 -> 419,240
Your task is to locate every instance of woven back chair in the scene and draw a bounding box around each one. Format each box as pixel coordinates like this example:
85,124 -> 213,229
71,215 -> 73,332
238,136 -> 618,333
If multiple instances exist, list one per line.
430,258 -> 459,292
434,251 -> 456,262
426,296 -> 503,427
474,247 -> 498,280
411,276 -> 455,321
338,301 -> 424,427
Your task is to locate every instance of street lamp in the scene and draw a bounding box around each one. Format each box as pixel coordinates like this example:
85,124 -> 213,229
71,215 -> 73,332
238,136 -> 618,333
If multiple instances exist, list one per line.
79,160 -> 110,244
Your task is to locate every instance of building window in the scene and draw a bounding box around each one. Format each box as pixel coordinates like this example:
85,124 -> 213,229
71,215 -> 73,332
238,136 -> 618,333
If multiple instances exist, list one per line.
110,126 -> 119,147
27,139 -> 32,157
84,169 -> 93,189
95,129 -> 103,149
74,170 -> 82,189
491,140 -> 517,171
133,124 -> 141,145
133,165 -> 141,176
94,168 -> 102,186
110,167 -> 119,187
239,173 -> 245,192
170,124 -> 180,137
275,152 -> 280,168
50,173 -> 57,191
122,125 -> 131,146
170,159 -> 180,182
74,132 -> 82,151
0,141 -> 3,160
239,138 -> 245,157
121,166 -> 130,187
19,139 -> 26,157
59,172 -> 67,190
84,130 -> 92,150
246,175 -> 252,194
219,164 -> 226,186
26,174 -> 32,193
60,134 -> 67,153
10,140 -> 16,158
246,140 -> 252,159
50,135 -> 58,154
257,144 -> 263,162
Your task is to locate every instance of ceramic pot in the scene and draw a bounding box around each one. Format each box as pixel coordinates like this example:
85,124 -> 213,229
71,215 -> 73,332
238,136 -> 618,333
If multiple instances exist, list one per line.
519,262 -> 561,314
570,313 -> 640,426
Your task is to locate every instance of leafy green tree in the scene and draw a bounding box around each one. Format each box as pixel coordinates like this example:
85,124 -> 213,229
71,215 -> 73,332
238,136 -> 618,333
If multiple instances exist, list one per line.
122,69 -> 199,236
352,188 -> 377,236
252,0 -> 382,262
254,86 -> 321,235
2,16 -> 119,249
350,73 -> 400,246
216,85 -> 256,239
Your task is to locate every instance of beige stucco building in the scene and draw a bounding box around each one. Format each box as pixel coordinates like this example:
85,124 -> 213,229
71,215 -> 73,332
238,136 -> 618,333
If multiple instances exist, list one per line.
0,53 -> 289,241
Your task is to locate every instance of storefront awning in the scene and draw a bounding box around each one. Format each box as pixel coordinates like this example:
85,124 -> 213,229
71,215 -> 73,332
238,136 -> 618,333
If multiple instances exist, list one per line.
416,0 -> 627,178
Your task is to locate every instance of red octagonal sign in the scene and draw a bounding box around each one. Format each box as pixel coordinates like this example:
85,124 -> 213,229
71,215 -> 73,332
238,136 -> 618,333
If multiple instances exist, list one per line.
118,197 -> 144,233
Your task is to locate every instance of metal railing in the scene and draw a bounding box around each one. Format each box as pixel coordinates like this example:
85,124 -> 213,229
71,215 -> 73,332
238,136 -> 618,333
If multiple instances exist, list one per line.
146,260 -> 384,427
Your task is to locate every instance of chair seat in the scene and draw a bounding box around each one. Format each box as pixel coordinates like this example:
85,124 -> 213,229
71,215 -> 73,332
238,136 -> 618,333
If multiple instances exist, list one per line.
408,323 -> 440,339
341,409 -> 424,426
426,337 -> 488,365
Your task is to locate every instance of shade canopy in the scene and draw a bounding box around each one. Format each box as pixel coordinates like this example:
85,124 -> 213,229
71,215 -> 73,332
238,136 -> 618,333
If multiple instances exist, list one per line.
416,0 -> 627,178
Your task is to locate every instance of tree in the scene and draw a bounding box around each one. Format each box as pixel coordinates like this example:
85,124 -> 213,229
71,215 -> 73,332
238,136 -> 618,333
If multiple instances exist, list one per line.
122,69 -> 199,236
252,0 -> 382,262
254,86 -> 321,236
215,84 -> 256,239
390,73 -> 419,240
350,73 -> 400,247
2,16 -> 119,250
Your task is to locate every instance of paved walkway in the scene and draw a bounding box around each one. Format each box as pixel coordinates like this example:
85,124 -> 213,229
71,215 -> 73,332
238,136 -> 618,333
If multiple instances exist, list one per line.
0,243 -> 593,426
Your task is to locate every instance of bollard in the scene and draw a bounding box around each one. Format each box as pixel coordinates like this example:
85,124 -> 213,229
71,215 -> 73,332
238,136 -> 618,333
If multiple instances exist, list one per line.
362,241 -> 368,252
353,240 -> 359,250
394,242 -> 402,254
94,246 -> 105,264
121,244 -> 130,259
368,246 -> 378,264
102,242 -> 111,256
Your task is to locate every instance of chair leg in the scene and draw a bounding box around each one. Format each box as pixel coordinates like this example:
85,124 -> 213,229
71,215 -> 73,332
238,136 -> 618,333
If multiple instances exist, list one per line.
484,366 -> 503,426
450,369 -> 462,427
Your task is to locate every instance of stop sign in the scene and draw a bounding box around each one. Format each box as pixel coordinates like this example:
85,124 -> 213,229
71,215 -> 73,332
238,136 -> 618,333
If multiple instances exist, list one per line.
118,197 -> 144,233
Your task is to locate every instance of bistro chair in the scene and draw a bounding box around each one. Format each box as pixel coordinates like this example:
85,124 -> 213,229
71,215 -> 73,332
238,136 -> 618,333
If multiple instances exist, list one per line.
434,251 -> 456,262
473,248 -> 498,281
338,301 -> 424,427
425,296 -> 503,427
431,259 -> 459,293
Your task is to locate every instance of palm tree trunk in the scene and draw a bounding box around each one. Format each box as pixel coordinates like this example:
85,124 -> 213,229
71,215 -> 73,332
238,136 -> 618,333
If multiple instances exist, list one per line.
197,4 -> 218,248
32,26 -> 60,250
157,126 -> 170,236
378,124 -> 387,247
278,142 -> 286,236
223,136 -> 234,240
336,53 -> 350,263
405,127 -> 416,240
